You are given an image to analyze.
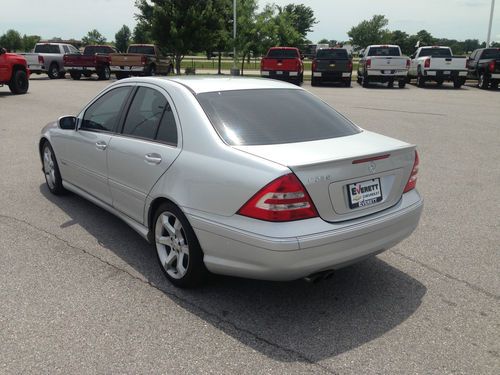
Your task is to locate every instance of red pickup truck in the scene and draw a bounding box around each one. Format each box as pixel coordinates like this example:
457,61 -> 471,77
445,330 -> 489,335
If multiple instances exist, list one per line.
64,45 -> 117,80
260,47 -> 304,85
0,47 -> 29,94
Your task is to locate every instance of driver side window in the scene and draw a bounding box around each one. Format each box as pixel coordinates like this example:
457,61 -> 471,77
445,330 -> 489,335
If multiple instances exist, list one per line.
81,87 -> 132,132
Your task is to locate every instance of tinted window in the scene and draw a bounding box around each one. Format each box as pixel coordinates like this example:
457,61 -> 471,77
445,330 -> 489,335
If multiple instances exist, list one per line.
84,46 -> 114,55
482,49 -> 500,59
156,103 -> 178,145
266,49 -> 298,59
122,87 -> 166,140
316,49 -> 348,59
418,48 -> 451,57
367,47 -> 401,56
63,45 -> 69,53
128,45 -> 155,55
34,44 -> 60,54
69,45 -> 79,54
197,89 -> 360,146
81,87 -> 132,132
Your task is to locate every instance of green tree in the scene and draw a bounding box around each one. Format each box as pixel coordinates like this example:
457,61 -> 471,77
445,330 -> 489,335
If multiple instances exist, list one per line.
21,34 -> 41,51
0,29 -> 23,51
81,29 -> 106,46
387,30 -> 412,54
317,38 -> 330,45
347,15 -> 389,49
414,29 -> 435,47
115,25 -> 131,52
281,4 -> 316,43
133,21 -> 151,44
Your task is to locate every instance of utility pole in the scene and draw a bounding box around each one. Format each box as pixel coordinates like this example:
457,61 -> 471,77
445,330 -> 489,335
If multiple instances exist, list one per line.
486,0 -> 496,47
231,0 -> 240,76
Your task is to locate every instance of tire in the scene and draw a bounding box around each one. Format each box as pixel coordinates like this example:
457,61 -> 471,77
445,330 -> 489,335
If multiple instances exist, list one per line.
83,72 -> 92,78
42,141 -> 66,195
398,80 -> 406,89
387,80 -> 394,88
362,73 -> 369,88
344,78 -> 351,87
478,73 -> 489,89
453,79 -> 463,89
436,79 -> 443,86
115,72 -> 128,80
491,81 -> 499,90
70,71 -> 81,80
417,73 -> 426,88
147,64 -> 156,76
356,71 -> 362,84
98,65 -> 111,80
153,202 -> 208,288
57,71 -> 66,79
299,72 -> 304,83
311,77 -> 319,86
48,63 -> 59,79
8,69 -> 29,94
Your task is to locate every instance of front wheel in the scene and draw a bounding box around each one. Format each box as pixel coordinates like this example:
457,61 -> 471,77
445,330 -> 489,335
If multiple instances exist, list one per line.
8,69 -> 29,94
154,203 -> 208,288
417,73 -> 426,88
42,142 -> 65,195
48,63 -> 59,79
478,73 -> 489,89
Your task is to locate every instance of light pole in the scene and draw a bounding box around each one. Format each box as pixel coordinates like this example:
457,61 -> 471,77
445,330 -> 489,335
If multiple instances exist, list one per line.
486,0 -> 496,47
231,0 -> 240,76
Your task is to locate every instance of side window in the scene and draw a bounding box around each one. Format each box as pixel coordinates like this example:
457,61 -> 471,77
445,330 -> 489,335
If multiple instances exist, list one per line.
122,87 -> 167,140
69,45 -> 79,54
156,102 -> 178,145
81,87 -> 132,132
63,45 -> 69,54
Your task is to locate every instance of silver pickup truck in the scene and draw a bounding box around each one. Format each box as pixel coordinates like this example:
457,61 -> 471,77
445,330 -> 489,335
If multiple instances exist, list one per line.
21,42 -> 79,79
357,45 -> 409,88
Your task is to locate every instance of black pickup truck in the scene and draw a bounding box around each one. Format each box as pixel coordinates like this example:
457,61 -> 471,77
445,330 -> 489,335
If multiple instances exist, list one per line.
311,48 -> 352,87
467,48 -> 500,89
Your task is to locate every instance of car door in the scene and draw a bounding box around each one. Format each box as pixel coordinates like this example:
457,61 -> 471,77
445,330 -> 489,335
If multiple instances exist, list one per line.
62,85 -> 134,205
107,84 -> 181,223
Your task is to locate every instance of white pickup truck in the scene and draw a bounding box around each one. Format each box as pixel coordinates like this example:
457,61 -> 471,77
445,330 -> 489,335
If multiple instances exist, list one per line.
357,45 -> 409,88
21,42 -> 79,79
408,46 -> 467,88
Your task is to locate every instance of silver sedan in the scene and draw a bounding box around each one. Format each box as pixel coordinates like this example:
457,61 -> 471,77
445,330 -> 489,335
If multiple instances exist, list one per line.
39,77 -> 423,287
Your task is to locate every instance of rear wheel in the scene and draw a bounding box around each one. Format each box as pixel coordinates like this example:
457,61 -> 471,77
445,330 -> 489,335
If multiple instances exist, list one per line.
398,80 -> 406,89
70,71 -> 81,80
478,73 -> 489,89
417,73 -> 426,88
311,77 -> 319,86
98,65 -> 111,80
387,80 -> 394,88
154,202 -> 208,288
356,71 -> 362,84
491,81 -> 499,90
48,63 -> 59,79
115,72 -> 129,80
147,64 -> 156,76
42,141 -> 65,195
436,79 -> 444,86
362,73 -> 369,88
453,79 -> 463,89
344,78 -> 351,87
8,69 -> 29,94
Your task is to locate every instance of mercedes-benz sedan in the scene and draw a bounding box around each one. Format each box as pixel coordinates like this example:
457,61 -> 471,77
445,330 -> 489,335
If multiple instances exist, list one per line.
39,77 -> 423,287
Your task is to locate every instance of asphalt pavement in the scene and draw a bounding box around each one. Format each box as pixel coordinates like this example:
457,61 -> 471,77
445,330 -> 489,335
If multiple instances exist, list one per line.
0,75 -> 498,374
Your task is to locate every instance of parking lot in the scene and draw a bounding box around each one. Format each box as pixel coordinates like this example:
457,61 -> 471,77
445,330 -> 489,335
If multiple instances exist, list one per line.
0,76 -> 499,374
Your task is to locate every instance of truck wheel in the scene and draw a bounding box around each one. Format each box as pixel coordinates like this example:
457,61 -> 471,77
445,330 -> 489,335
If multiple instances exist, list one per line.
344,78 -> 351,87
70,71 -> 81,80
491,82 -> 499,90
417,73 -> 426,88
362,73 -> 369,88
98,65 -> 111,80
436,79 -> 443,86
57,71 -> 66,79
356,71 -> 362,84
398,80 -> 406,89
453,78 -> 464,89
83,72 -> 92,78
387,80 -> 394,88
299,72 -> 304,83
115,72 -> 128,80
8,69 -> 29,94
311,77 -> 318,86
478,73 -> 489,89
48,63 -> 59,79
147,64 -> 156,76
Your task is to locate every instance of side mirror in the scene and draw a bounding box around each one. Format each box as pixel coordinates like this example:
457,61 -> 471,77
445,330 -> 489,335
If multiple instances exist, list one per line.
58,116 -> 76,130
0,47 -> 5,55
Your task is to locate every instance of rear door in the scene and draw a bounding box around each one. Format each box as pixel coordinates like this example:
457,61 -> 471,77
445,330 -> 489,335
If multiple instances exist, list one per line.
107,84 -> 181,223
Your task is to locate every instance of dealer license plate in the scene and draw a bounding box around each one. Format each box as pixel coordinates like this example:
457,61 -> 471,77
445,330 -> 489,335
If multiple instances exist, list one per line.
383,70 -> 393,74
443,70 -> 450,75
348,178 -> 383,209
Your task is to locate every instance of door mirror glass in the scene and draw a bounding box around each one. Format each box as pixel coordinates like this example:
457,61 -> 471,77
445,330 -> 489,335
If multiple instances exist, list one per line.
58,116 -> 77,130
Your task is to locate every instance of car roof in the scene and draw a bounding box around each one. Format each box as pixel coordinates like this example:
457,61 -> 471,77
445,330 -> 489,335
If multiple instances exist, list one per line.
126,76 -> 303,94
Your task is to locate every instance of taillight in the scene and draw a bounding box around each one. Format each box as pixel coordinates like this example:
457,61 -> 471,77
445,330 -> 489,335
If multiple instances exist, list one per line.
403,151 -> 419,193
312,59 -> 317,71
424,58 -> 431,68
38,55 -> 44,64
406,59 -> 410,68
347,60 -> 353,71
141,56 -> 146,65
260,59 -> 264,70
489,60 -> 495,73
238,173 -> 318,222
366,58 -> 371,69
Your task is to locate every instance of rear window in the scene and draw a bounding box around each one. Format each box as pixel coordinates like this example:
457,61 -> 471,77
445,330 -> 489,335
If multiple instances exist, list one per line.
197,89 -> 360,146
482,49 -> 500,59
316,49 -> 348,59
367,47 -> 401,57
84,46 -> 114,55
128,46 -> 155,55
418,48 -> 452,57
34,44 -> 60,54
266,49 -> 299,59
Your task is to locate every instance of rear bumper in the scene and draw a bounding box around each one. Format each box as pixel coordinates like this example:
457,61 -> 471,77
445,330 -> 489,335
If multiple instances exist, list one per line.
188,189 -> 423,281
66,66 -> 98,72
110,65 -> 146,73
312,71 -> 351,80
490,73 -> 500,79
261,70 -> 300,82
424,70 -> 467,80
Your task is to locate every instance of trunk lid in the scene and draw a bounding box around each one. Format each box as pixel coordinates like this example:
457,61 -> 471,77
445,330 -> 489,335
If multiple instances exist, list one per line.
315,58 -> 350,72
426,57 -> 466,70
234,131 -> 416,222
110,53 -> 145,67
261,58 -> 299,71
370,56 -> 407,70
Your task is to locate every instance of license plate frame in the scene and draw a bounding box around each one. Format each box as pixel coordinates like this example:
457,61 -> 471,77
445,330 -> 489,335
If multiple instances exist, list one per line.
276,71 -> 283,75
347,178 -> 383,209
443,70 -> 451,75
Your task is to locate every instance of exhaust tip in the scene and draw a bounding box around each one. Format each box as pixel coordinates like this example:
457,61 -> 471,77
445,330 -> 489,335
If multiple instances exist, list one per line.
304,270 -> 335,284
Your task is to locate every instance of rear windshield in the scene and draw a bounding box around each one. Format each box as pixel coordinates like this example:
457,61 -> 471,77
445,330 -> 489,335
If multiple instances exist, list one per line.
418,48 -> 452,57
367,47 -> 401,57
197,89 -> 360,146
266,49 -> 298,59
34,44 -> 60,54
316,49 -> 348,59
482,49 -> 500,59
84,46 -> 114,55
128,46 -> 155,55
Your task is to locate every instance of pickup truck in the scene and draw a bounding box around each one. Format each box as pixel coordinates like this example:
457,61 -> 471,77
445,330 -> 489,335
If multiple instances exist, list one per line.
311,47 -> 352,87
467,48 -> 500,89
64,45 -> 116,80
0,47 -> 29,94
357,45 -> 409,88
109,44 -> 173,79
21,42 -> 79,79
260,47 -> 304,85
408,46 -> 467,88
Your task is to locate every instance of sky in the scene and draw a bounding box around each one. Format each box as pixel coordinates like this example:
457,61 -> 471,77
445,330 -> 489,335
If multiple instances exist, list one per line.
0,0 -> 498,45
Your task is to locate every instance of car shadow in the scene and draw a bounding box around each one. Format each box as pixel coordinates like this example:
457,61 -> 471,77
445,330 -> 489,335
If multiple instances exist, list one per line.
39,183 -> 427,363
355,82 -> 408,90
409,82 -> 472,90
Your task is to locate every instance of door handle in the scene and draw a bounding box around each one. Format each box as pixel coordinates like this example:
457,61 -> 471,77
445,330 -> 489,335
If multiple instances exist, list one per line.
95,141 -> 107,150
145,153 -> 162,165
